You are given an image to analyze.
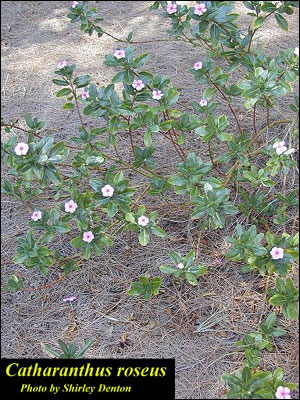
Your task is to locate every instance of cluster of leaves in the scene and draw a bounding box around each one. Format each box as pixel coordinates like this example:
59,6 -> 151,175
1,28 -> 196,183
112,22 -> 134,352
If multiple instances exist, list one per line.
43,338 -> 95,359
127,275 -> 161,300
159,250 -> 208,286
236,312 -> 286,368
226,226 -> 299,320
125,205 -> 166,246
222,366 -> 297,400
222,312 -> 296,398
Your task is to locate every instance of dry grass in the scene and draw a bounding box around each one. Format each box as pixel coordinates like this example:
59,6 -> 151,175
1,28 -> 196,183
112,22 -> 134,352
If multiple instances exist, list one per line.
1,2 -> 299,399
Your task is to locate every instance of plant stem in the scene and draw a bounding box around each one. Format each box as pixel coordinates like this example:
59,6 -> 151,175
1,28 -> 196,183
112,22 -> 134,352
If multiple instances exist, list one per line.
208,141 -> 224,175
70,82 -> 86,128
253,104 -> 257,139
206,76 -> 243,135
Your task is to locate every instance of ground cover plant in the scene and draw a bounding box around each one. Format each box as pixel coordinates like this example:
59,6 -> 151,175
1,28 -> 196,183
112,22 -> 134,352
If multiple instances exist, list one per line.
1,1 -> 299,398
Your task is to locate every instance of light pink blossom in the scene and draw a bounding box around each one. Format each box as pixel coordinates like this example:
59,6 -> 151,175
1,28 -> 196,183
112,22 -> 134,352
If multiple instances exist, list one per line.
294,47 -> 299,57
273,141 -> 287,155
138,216 -> 149,227
132,79 -> 145,91
167,2 -> 177,14
270,247 -> 284,260
82,89 -> 89,100
57,60 -> 68,69
275,386 -> 292,399
101,184 -> 114,197
14,142 -> 29,156
83,231 -> 94,243
31,210 -> 42,221
152,89 -> 164,100
194,61 -> 203,70
65,200 -> 78,213
194,3 -> 207,16
177,263 -> 184,269
63,296 -> 77,303
70,1 -> 78,8
200,99 -> 208,107
114,49 -> 126,59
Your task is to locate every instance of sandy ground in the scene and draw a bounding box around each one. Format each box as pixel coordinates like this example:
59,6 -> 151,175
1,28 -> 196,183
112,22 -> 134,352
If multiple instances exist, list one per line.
1,2 -> 299,399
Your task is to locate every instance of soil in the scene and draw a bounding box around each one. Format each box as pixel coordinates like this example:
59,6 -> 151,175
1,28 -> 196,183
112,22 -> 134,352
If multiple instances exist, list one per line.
1,2 -> 299,399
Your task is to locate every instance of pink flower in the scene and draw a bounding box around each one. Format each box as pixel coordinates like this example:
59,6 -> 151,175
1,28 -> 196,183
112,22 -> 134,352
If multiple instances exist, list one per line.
275,386 -> 292,399
194,3 -> 207,16
31,210 -> 42,221
70,1 -> 78,8
65,200 -> 78,213
63,296 -> 77,303
114,49 -> 126,59
57,60 -> 68,69
101,184 -> 114,197
194,61 -> 203,70
270,247 -> 284,260
138,216 -> 149,227
167,2 -> 177,14
177,263 -> 184,269
83,231 -> 94,243
14,142 -> 29,156
132,79 -> 145,91
82,89 -> 89,100
273,141 -> 287,155
200,99 -> 208,107
152,89 -> 164,100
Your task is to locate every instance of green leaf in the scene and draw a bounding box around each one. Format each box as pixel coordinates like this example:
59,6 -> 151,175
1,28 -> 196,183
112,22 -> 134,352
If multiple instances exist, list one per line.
210,24 -> 220,45
264,312 -> 276,329
13,254 -> 28,264
138,229 -> 150,246
159,265 -> 178,274
185,272 -> 198,286
73,75 -> 91,88
76,338 -> 95,358
53,222 -> 71,233
275,13 -> 288,31
48,141 -> 67,163
56,88 -> 72,97
123,69 -> 135,84
107,201 -> 117,218
44,165 -> 61,184
252,16 -> 265,29
168,250 -> 182,264
150,225 -> 166,238
90,178 -> 104,192
52,79 -> 69,86
184,250 -> 195,267
286,302 -> 299,320
269,294 -> 286,306
112,71 -> 125,83
63,102 -> 75,110
134,53 -> 150,68
85,156 -> 104,165
70,237 -> 84,249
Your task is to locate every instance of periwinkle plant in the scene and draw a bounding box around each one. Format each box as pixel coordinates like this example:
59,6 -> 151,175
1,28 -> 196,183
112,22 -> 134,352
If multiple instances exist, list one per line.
1,2 -> 299,396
